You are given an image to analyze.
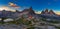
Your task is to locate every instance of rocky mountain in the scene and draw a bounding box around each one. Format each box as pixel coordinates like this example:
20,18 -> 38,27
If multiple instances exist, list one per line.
41,9 -> 56,15
21,7 -> 36,18
40,9 -> 60,20
48,10 -> 55,15
45,9 -> 48,14
0,7 -> 60,20
0,7 -> 36,19
22,7 -> 35,15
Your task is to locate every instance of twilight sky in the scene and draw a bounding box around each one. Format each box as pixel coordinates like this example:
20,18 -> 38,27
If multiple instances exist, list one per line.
0,0 -> 60,12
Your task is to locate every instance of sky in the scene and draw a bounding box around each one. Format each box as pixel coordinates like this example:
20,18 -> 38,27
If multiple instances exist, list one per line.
0,0 -> 60,12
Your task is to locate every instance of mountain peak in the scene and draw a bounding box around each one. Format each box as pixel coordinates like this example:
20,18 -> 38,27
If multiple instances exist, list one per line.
41,11 -> 45,14
22,7 -> 35,15
29,7 -> 35,14
41,9 -> 49,14
49,10 -> 55,15
41,9 -> 56,15
29,6 -> 32,10
45,9 -> 48,12
45,9 -> 48,14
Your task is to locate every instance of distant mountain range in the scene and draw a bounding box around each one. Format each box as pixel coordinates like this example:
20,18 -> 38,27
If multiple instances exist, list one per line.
40,9 -> 60,20
0,7 -> 60,20
41,9 -> 56,15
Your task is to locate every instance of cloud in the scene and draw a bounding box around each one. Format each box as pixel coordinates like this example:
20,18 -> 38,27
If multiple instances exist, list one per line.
0,6 -> 10,11
9,2 -> 20,8
0,6 -> 16,12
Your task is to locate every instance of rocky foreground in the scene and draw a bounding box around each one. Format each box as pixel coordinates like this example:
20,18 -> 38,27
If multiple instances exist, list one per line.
0,24 -> 27,29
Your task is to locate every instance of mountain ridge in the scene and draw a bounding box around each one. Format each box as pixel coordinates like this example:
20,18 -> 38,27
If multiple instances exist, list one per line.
0,7 -> 60,20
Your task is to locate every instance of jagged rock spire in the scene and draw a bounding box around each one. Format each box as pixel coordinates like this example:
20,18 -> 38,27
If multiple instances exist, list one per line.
41,9 -> 56,15
49,10 -> 55,15
29,6 -> 35,14
29,6 -> 32,10
41,11 -> 45,14
45,9 -> 48,14
22,6 -> 35,15
49,10 -> 54,12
